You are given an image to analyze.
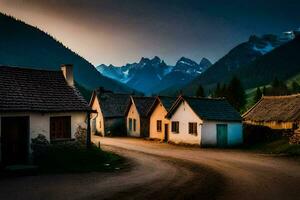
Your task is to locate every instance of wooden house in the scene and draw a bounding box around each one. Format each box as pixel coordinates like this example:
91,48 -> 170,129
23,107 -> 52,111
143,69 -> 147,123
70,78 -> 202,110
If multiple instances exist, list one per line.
125,96 -> 156,138
0,65 -> 91,165
166,96 -> 243,147
89,89 -> 131,137
243,94 -> 300,130
147,96 -> 177,141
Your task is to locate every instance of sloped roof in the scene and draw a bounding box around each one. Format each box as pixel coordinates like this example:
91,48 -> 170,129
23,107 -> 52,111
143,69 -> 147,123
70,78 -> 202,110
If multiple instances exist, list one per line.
0,66 -> 90,112
243,94 -> 300,122
147,96 -> 177,116
166,96 -> 242,122
94,90 -> 131,118
131,96 -> 156,117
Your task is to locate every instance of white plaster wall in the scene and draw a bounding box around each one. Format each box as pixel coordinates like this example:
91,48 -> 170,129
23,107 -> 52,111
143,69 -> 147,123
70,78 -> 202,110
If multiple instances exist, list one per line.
149,103 -> 169,140
201,121 -> 243,146
91,96 -> 105,136
0,112 -> 86,162
126,103 -> 140,137
168,101 -> 202,145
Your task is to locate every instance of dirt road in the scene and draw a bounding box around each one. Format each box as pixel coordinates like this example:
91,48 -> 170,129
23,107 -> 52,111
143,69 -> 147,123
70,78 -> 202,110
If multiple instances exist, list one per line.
0,137 -> 299,200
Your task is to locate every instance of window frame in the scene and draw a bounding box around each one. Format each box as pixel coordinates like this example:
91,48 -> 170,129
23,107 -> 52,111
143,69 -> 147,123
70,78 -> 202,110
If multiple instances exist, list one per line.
188,122 -> 197,136
171,121 -> 179,133
157,120 -> 162,132
50,116 -> 71,141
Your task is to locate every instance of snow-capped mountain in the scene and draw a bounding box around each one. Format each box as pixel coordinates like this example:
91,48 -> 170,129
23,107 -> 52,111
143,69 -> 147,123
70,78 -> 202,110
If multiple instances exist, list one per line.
97,56 -> 211,94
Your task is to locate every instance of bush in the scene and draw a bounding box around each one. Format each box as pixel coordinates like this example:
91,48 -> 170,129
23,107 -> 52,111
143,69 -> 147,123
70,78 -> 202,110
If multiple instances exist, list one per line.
31,134 -> 50,162
243,124 -> 288,146
74,125 -> 86,144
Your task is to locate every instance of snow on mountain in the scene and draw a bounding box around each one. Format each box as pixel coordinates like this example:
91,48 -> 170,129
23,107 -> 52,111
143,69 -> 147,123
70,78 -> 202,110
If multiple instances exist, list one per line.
96,56 -> 211,94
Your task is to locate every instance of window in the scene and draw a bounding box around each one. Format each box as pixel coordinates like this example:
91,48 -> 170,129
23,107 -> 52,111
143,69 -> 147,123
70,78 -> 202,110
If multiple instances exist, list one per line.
129,118 -> 132,131
157,120 -> 162,132
133,119 -> 136,131
50,116 -> 71,140
189,122 -> 197,136
171,121 -> 179,133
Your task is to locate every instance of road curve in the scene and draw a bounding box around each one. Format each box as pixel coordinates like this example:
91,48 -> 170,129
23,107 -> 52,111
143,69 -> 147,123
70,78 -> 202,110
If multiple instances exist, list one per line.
97,137 -> 300,200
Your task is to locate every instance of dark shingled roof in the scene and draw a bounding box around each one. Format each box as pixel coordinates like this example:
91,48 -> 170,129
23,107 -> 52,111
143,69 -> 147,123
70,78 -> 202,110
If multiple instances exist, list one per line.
131,96 -> 156,117
243,94 -> 300,122
0,66 -> 90,112
167,96 -> 242,122
147,96 -> 177,116
95,91 -> 131,118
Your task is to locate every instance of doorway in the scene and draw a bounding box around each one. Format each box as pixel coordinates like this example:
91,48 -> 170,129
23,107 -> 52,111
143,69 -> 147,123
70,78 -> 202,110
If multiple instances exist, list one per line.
164,124 -> 169,142
1,116 -> 29,165
217,124 -> 228,147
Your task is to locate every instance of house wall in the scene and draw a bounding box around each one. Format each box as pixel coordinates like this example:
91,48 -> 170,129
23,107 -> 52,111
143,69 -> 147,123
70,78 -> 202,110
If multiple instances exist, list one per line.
201,121 -> 243,146
91,96 -> 105,136
126,103 -> 141,137
149,103 -> 169,140
0,112 -> 86,162
104,117 -> 127,136
168,101 -> 202,145
244,120 -> 294,130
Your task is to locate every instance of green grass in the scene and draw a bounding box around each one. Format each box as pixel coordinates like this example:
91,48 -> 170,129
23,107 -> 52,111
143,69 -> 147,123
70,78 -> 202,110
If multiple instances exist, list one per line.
34,143 -> 126,174
246,138 -> 300,156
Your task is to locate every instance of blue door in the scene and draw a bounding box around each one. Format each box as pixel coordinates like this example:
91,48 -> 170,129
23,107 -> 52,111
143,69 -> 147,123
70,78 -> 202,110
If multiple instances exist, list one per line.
217,124 -> 228,147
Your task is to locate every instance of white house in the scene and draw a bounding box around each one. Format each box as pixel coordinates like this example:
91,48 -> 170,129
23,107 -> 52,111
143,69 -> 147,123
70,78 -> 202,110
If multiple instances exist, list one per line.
125,96 -> 156,138
147,96 -> 177,141
165,96 -> 243,147
89,89 -> 130,137
0,64 -> 90,165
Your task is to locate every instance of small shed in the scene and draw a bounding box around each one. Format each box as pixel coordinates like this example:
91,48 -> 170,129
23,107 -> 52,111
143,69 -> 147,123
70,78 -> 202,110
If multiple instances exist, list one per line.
243,94 -> 300,130
0,65 -> 90,165
166,96 -> 243,147
125,96 -> 156,138
89,89 -> 131,136
147,96 -> 177,141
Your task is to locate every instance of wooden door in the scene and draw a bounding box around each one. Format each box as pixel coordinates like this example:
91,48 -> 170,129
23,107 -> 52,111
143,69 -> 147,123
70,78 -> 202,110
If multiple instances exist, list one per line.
1,116 -> 29,165
164,124 -> 169,142
217,124 -> 228,147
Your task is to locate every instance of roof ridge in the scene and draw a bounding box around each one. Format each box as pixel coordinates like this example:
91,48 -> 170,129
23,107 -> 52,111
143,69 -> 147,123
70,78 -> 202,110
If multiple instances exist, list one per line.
262,93 -> 300,99
183,95 -> 226,101
0,65 -> 61,72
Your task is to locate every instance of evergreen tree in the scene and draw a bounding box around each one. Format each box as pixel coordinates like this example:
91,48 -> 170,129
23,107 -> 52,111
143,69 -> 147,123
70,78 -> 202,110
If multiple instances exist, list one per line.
196,85 -> 205,97
226,76 -> 246,111
254,87 -> 262,103
214,83 -> 221,97
262,86 -> 267,96
292,81 -> 300,93
270,78 -> 289,95
220,84 -> 227,97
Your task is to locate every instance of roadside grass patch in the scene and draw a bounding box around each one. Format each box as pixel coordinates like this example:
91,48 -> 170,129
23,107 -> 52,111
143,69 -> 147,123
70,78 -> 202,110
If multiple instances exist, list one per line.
246,138 -> 300,156
33,142 -> 126,174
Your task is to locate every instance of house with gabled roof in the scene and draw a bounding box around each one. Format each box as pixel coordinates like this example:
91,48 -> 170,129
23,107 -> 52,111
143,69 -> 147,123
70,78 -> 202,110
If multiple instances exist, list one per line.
89,89 -> 131,137
0,64 -> 91,165
243,94 -> 300,130
125,96 -> 156,137
166,96 -> 242,147
147,96 -> 177,141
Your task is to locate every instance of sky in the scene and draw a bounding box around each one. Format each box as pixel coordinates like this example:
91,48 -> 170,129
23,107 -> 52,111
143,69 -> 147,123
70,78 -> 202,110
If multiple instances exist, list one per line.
0,0 -> 299,66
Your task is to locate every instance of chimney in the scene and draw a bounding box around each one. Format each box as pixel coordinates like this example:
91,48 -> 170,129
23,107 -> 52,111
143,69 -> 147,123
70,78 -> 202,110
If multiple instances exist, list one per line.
61,64 -> 74,87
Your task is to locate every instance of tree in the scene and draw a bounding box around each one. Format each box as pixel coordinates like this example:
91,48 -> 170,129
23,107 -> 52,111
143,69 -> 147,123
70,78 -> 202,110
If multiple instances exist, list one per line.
226,76 -> 246,111
270,78 -> 289,95
292,81 -> 300,93
262,86 -> 267,96
196,85 -> 205,97
213,83 -> 221,97
254,87 -> 262,103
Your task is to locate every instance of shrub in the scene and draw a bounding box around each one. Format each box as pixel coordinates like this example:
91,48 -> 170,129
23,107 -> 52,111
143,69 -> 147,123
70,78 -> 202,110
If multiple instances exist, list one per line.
74,125 -> 87,144
31,134 -> 50,162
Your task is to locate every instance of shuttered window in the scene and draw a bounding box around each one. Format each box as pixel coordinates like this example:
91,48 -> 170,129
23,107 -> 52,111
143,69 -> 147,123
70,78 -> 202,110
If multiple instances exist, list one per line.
188,122 -> 197,136
171,121 -> 179,133
157,120 -> 162,132
50,116 -> 71,140
129,118 -> 133,131
133,119 -> 136,131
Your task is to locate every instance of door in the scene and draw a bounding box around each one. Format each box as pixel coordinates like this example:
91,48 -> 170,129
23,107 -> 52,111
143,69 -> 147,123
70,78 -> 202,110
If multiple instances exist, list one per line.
1,116 -> 29,165
164,124 -> 169,142
217,124 -> 228,147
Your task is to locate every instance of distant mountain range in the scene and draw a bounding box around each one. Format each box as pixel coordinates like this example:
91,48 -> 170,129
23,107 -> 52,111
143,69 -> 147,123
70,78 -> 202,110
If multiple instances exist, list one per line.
161,30 -> 300,95
97,56 -> 212,94
0,13 -> 134,94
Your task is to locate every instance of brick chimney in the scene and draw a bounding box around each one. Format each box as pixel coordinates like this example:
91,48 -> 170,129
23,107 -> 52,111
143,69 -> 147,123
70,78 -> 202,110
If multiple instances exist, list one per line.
61,64 -> 74,87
